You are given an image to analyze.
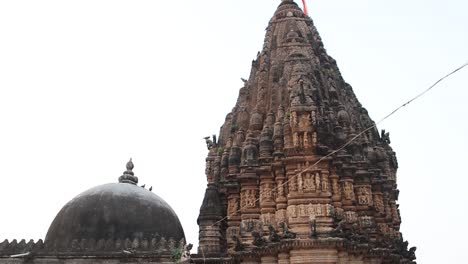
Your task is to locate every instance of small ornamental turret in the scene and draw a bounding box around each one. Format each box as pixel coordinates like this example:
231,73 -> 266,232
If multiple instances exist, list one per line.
118,158 -> 139,185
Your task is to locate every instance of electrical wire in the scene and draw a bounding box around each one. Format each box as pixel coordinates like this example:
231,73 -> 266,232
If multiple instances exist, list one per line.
209,61 -> 468,228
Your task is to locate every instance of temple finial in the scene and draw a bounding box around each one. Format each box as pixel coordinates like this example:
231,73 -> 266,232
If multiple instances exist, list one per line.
126,158 -> 134,172
118,158 -> 138,184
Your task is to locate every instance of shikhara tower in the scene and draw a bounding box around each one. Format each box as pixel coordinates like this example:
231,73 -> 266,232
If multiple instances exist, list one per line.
195,1 -> 416,263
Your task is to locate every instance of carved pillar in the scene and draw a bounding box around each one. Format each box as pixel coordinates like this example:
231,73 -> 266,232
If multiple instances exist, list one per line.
274,164 -> 288,226
260,170 -> 276,229
239,167 -> 261,246
330,170 -> 342,207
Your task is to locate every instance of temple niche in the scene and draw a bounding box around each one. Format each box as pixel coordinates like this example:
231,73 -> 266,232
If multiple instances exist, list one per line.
195,0 -> 416,263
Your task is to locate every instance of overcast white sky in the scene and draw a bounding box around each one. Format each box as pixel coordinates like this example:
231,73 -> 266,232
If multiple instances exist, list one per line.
0,1 -> 467,263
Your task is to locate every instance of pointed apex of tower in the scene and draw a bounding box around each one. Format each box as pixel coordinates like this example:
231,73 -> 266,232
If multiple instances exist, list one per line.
126,158 -> 134,172
118,158 -> 138,184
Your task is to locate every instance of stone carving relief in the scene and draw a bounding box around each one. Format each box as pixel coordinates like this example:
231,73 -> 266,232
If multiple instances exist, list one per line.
287,204 -> 334,222
358,216 -> 374,228
275,209 -> 287,224
303,173 -> 315,192
357,186 -> 373,206
260,183 -> 275,203
321,171 -> 330,192
315,172 -> 321,191
240,219 -> 263,234
290,112 -> 316,149
287,66 -> 314,107
342,181 -> 355,200
288,174 -> 298,193
344,211 -> 358,223
241,189 -> 258,208
373,194 -> 385,214
261,213 -> 276,226
228,198 -> 239,216
331,177 -> 341,197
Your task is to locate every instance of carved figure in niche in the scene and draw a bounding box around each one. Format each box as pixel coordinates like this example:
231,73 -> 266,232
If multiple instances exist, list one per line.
307,204 -> 315,217
288,205 -> 297,218
261,213 -> 275,226
343,182 -> 354,200
303,173 -> 315,192
288,67 -> 314,106
246,190 -> 257,208
303,132 -> 311,149
358,187 -> 372,205
312,132 -> 317,146
299,204 -> 307,217
228,198 -> 239,216
374,194 -> 385,213
251,232 -> 267,247
276,210 -> 287,224
321,173 -> 329,192
297,173 -> 303,192
359,216 -> 374,228
337,105 -> 350,128
298,113 -> 312,130
315,172 -> 321,192
231,236 -> 245,252
257,85 -> 267,106
289,175 -> 297,192
316,204 -> 323,216
344,211 -> 358,223
279,222 -> 296,239
332,178 -> 340,196
292,132 -> 299,148
241,220 -> 259,233
289,79 -> 309,105
290,111 -> 298,127
268,225 -> 281,242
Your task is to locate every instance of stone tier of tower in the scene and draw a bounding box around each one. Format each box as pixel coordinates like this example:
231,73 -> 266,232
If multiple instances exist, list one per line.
196,1 -> 416,263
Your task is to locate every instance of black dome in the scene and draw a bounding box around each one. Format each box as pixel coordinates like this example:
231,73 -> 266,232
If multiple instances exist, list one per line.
45,183 -> 185,248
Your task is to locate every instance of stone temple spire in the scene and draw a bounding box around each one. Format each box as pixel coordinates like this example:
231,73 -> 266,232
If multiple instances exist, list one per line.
195,1 -> 416,263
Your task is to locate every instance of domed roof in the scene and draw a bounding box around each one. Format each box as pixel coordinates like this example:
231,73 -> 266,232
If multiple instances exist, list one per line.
44,160 -> 185,249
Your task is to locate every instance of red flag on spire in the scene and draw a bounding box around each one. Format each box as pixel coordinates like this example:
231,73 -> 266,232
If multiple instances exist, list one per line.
301,0 -> 309,15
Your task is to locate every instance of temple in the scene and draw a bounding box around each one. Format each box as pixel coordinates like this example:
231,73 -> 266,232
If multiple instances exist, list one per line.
194,0 -> 416,263
0,1 -> 416,263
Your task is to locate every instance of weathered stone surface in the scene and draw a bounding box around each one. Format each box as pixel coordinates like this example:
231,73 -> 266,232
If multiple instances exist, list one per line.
196,0 -> 415,263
